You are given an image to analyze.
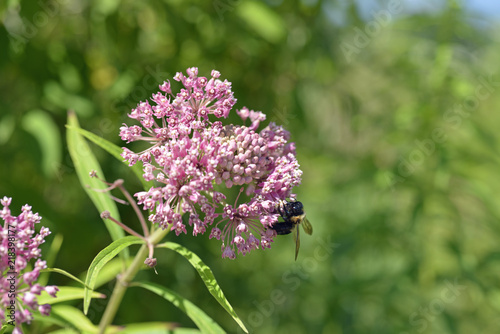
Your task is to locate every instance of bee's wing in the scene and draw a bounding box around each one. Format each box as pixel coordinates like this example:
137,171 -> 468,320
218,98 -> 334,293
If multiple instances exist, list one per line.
302,216 -> 313,235
294,225 -> 300,261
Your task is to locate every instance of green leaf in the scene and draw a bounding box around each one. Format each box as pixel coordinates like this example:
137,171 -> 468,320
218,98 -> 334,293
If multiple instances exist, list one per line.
83,236 -> 144,314
32,312 -> 72,331
111,322 -> 178,333
87,257 -> 135,289
38,233 -> 64,286
38,286 -> 105,305
41,267 -> 88,288
131,281 -> 225,334
65,125 -> 153,190
94,0 -> 121,16
236,1 -> 286,43
50,305 -> 98,333
44,81 -> 94,117
45,329 -> 80,334
158,242 -> 248,333
76,257 -> 135,290
66,111 -> 128,259
22,109 -> 62,178
166,329 -> 202,334
116,327 -> 201,334
0,113 -> 15,145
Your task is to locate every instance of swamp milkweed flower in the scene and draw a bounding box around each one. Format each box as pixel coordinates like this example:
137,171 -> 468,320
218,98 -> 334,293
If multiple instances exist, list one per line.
0,197 -> 58,333
120,68 -> 302,258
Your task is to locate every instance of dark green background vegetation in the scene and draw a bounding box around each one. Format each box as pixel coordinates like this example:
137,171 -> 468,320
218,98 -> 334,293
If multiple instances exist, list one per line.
1,0 -> 500,333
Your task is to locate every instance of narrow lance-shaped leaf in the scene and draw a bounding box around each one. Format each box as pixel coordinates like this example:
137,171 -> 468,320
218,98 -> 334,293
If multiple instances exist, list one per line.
38,233 -> 64,286
50,305 -> 98,333
43,329 -> 80,334
110,321 -> 178,333
30,312 -> 76,333
131,281 -> 225,334
41,267 -> 88,288
66,111 -> 129,260
22,109 -> 62,178
66,125 -> 153,190
38,286 -> 105,305
158,242 -> 248,333
83,236 -> 144,314
85,257 -> 135,289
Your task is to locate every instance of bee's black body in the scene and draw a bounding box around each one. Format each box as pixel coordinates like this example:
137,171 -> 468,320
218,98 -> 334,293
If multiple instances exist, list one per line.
268,199 -> 312,260
270,201 -> 305,235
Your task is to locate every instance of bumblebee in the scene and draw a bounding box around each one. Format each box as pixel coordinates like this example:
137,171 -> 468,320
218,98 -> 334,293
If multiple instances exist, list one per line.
269,199 -> 313,260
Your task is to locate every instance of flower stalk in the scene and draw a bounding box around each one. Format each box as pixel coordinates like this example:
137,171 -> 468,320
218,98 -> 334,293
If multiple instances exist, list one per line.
98,227 -> 170,333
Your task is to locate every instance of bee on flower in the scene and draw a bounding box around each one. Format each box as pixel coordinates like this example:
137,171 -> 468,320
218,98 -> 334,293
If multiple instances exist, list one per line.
120,68 -> 303,259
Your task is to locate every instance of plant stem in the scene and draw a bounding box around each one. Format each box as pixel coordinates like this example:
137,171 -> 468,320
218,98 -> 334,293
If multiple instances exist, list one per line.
98,227 -> 170,333
117,182 -> 150,237
106,215 -> 147,241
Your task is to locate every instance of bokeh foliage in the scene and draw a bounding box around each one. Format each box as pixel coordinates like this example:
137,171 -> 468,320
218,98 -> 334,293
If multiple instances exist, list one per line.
1,0 -> 500,333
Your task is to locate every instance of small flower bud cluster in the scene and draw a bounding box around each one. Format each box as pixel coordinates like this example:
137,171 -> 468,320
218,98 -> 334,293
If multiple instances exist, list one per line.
120,68 -> 302,258
0,197 -> 58,333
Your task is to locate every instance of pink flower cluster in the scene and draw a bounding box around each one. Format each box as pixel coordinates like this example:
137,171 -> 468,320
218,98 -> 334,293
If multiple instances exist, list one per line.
0,197 -> 58,333
120,68 -> 302,259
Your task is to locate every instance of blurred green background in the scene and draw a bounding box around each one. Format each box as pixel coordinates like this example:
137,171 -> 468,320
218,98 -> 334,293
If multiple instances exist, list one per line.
2,0 -> 500,333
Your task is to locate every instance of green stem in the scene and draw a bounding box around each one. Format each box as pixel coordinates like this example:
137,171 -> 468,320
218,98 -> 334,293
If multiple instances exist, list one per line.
98,227 -> 170,333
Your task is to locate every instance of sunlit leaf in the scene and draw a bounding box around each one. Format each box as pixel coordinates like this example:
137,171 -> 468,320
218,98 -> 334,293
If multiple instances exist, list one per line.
0,114 -> 14,145
38,233 -> 63,286
118,328 -> 201,334
94,0 -> 121,16
31,312 -> 72,331
76,257 -> 136,290
44,329 -> 79,334
44,81 -> 94,116
66,111 -> 128,259
158,242 -> 248,333
87,257 -> 135,289
111,321 -> 178,333
83,236 -> 144,314
59,63 -> 83,92
131,281 -> 225,334
41,267 -> 88,288
38,286 -> 105,305
51,305 -> 98,333
66,125 -> 153,190
236,1 -> 286,43
21,109 -> 62,178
